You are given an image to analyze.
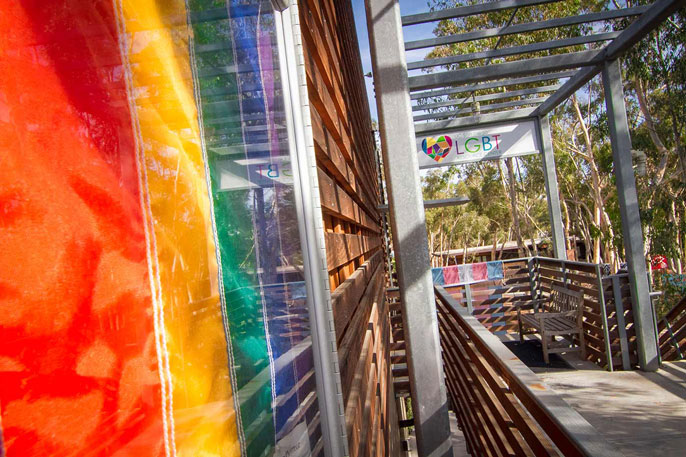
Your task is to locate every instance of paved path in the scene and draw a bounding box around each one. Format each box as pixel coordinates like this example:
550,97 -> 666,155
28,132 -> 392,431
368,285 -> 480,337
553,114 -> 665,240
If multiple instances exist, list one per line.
405,359 -> 685,457
537,360 -> 686,457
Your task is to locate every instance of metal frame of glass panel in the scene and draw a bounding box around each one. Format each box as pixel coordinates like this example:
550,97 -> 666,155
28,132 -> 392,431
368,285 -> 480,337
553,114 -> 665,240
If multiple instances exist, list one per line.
274,3 -> 349,457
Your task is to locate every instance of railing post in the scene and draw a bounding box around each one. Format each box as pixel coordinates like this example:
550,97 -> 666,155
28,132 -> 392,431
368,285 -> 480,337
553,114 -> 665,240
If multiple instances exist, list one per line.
527,258 -> 537,305
611,275 -> 631,370
365,0 -> 452,455
650,293 -> 663,365
595,264 -> 614,371
464,283 -> 473,314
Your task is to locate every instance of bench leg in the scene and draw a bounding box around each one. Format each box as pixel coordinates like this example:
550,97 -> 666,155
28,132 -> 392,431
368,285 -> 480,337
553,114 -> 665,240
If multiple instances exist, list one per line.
578,330 -> 586,360
518,320 -> 524,343
542,331 -> 550,365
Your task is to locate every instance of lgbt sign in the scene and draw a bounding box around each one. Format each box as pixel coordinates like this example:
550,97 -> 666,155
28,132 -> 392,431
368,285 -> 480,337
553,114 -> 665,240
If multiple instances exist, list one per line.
416,120 -> 540,169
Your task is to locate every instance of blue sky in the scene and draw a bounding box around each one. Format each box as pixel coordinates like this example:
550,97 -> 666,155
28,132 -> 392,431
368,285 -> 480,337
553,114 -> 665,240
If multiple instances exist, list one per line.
351,0 -> 437,121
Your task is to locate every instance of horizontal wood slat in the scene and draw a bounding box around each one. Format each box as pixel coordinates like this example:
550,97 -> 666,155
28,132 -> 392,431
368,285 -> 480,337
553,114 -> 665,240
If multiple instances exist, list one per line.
658,296 -> 686,360
325,232 -> 382,271
318,168 -> 380,233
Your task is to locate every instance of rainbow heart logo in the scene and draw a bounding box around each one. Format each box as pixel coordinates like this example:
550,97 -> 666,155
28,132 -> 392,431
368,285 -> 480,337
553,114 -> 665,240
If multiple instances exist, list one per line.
422,135 -> 453,162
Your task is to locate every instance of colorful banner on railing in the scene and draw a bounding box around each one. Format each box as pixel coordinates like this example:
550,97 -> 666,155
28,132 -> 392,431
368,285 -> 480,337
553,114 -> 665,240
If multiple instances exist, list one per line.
432,261 -> 505,286
0,1 -> 319,456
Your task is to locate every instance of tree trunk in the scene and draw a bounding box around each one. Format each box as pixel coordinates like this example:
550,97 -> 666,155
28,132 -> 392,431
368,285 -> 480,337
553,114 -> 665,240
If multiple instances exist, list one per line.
506,158 -> 527,257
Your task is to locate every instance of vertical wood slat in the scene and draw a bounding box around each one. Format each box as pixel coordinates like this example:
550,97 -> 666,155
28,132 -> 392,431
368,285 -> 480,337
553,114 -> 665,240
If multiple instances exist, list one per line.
610,275 -> 631,370
594,264 -> 614,372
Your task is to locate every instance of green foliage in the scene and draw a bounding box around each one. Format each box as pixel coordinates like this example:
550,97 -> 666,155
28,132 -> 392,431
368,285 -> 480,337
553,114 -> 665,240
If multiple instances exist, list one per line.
422,158 -> 550,263
653,272 -> 686,318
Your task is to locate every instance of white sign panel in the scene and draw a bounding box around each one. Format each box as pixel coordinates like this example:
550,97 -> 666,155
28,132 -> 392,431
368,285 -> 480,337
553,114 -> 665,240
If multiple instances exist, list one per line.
416,120 -> 540,169
216,155 -> 294,191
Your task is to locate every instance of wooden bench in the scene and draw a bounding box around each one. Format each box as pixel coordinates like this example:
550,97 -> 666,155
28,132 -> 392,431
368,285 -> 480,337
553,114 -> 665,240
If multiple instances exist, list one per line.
517,285 -> 586,364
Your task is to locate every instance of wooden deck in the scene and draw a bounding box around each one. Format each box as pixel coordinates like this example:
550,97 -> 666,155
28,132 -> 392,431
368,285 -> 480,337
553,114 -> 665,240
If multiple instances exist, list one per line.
536,360 -> 686,457
404,341 -> 685,457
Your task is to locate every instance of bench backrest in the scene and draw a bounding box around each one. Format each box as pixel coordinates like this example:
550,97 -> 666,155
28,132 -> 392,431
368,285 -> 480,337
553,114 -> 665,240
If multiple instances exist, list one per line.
548,285 -> 584,315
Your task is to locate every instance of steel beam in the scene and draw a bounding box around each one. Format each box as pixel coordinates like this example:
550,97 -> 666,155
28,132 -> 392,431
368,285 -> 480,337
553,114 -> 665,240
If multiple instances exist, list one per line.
602,59 -> 659,371
413,85 -> 559,111
415,108 -> 536,134
365,0 -> 452,455
536,116 -> 566,259
402,0 -> 560,26
534,0 -> 686,117
407,31 -> 620,71
378,197 -> 470,213
405,6 -> 648,50
413,96 -> 546,122
411,71 -> 575,99
409,50 -> 601,92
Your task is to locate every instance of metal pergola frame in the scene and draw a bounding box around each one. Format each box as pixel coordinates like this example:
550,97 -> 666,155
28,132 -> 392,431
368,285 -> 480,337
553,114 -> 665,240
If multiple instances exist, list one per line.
407,0 -> 682,129
365,1 -> 684,455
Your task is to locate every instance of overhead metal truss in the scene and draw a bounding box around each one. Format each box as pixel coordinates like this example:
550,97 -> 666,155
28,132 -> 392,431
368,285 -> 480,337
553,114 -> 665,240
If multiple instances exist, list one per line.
412,84 -> 560,111
377,197 -> 470,213
405,6 -> 649,51
404,0 -> 686,133
410,71 -> 575,100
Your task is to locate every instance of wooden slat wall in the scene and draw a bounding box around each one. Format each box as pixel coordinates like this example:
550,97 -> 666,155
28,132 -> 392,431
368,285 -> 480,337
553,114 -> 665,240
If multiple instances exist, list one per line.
298,1 -> 398,456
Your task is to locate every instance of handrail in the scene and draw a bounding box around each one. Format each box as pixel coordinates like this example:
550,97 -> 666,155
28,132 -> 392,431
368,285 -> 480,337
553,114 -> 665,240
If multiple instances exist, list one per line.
435,285 -> 624,457
535,255 -> 601,270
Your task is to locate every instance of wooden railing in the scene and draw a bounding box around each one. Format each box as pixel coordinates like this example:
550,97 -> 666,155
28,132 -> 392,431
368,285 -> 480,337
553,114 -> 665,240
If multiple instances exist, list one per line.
535,258 -> 638,371
443,259 -> 532,335
440,257 -> 639,371
658,295 -> 686,361
435,286 -> 624,457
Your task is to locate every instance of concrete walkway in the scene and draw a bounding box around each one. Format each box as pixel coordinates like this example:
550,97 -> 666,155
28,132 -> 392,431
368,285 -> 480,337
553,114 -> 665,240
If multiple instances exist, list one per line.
537,360 -> 686,457
404,359 -> 686,457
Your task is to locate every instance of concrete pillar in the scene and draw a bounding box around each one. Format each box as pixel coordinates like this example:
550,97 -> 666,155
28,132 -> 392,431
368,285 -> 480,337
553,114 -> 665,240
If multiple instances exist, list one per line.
537,115 -> 567,259
602,58 -> 659,371
364,0 -> 452,455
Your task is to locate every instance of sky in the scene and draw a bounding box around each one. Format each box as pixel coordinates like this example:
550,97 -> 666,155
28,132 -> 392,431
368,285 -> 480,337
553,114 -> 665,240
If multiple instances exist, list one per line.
350,0 -> 437,122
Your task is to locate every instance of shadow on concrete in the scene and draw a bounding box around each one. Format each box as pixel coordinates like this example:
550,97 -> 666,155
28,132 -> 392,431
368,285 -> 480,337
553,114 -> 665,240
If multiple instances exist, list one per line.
539,363 -> 686,457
